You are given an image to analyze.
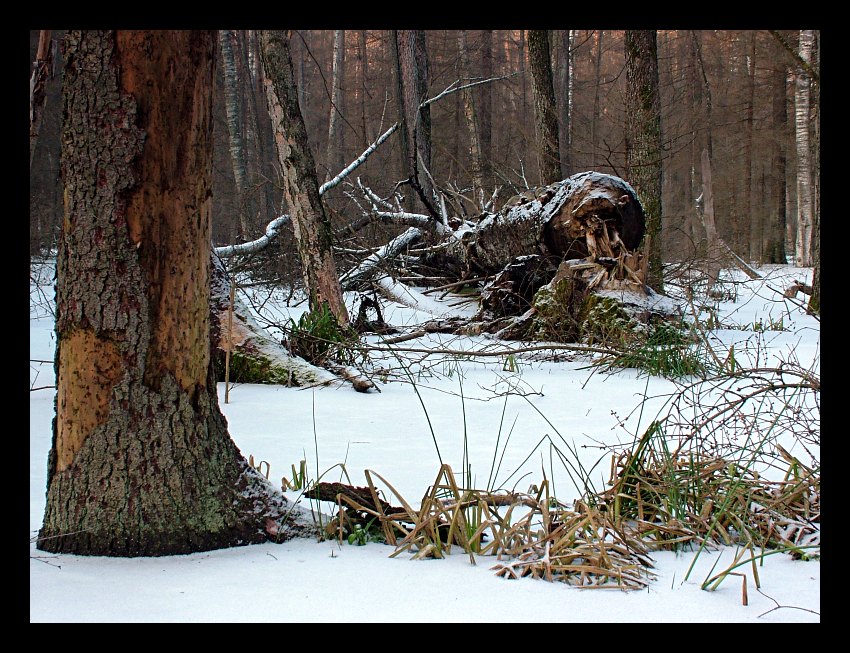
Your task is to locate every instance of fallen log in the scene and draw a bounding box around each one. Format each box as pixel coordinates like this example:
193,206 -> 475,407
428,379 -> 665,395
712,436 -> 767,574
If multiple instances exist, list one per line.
425,171 -> 646,278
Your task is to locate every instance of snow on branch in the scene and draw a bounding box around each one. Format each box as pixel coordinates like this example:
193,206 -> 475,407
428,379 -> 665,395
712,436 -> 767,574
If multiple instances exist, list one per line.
214,215 -> 290,258
340,227 -> 423,291
319,122 -> 399,196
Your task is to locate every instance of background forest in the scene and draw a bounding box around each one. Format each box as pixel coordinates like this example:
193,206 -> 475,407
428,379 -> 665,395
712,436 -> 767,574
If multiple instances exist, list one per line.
29,30 -> 820,285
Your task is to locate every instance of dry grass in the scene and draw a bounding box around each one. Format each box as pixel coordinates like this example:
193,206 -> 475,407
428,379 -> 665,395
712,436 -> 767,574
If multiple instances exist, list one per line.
321,434 -> 819,592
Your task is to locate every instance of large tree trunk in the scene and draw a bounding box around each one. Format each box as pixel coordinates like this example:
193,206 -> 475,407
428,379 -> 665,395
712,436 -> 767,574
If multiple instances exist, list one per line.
260,30 -> 349,325
625,30 -> 663,290
527,30 -> 561,186
794,29 -> 814,267
39,30 -> 293,557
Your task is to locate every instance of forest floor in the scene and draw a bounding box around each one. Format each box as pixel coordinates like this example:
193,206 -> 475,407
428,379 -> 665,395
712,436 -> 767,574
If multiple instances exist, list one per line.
29,261 -> 820,622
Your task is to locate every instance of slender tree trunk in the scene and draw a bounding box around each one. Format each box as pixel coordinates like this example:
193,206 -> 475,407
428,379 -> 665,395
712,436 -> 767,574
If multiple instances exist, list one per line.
325,29 -> 346,181
625,30 -> 663,289
30,30 -> 53,169
219,30 -> 253,239
794,29 -> 814,267
745,32 -> 760,263
809,32 -> 820,313
764,45 -> 788,264
359,30 -> 369,151
395,30 -> 434,212
260,30 -> 349,325
555,29 -> 571,178
527,30 -> 561,185
39,30 -> 288,557
390,30 -> 411,205
480,29 -> 494,189
591,30 -> 604,166
457,30 -> 485,192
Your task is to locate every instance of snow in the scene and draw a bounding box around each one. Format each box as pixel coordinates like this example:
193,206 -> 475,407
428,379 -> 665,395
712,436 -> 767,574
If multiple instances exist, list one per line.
30,261 -> 820,622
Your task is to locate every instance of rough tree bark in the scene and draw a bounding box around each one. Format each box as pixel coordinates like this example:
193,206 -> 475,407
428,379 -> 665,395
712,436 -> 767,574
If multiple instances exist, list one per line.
625,30 -> 663,290
527,30 -> 561,186
38,30 -> 296,557
260,30 -> 349,325
30,30 -> 53,169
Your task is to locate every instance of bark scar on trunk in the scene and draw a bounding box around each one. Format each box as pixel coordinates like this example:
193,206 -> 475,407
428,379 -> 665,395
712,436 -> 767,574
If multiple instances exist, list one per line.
56,329 -> 123,472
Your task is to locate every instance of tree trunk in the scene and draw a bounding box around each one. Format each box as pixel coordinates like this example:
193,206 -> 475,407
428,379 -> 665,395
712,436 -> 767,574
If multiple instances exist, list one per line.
555,29 -> 571,178
808,32 -> 820,314
38,30 -> 292,557
395,30 -> 434,214
30,30 -> 53,169
260,30 -> 349,325
745,32 -> 760,263
624,30 -> 663,290
479,29 -> 494,189
527,30 -> 561,186
219,29 -> 253,239
765,42 -> 787,264
794,29 -> 814,267
457,30 -> 485,193
358,30 -> 369,151
591,30 -> 603,166
325,29 -> 346,181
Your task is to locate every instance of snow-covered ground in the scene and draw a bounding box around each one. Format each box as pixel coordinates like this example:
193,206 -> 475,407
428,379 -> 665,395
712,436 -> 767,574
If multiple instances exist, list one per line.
29,262 -> 820,622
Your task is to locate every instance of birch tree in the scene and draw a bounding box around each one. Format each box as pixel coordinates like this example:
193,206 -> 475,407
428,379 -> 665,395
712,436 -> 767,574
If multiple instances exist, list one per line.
794,29 -> 814,267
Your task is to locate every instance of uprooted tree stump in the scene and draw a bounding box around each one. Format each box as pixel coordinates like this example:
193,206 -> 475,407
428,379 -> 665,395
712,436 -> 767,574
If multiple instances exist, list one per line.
422,171 -> 680,340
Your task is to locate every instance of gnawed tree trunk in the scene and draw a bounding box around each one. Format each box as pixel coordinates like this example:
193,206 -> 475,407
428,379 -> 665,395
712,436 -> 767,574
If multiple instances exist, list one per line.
39,30 -> 304,557
260,30 -> 349,326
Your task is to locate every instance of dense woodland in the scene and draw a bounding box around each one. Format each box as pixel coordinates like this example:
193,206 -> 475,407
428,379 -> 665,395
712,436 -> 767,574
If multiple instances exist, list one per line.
29,30 -> 820,558
30,30 -> 820,280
